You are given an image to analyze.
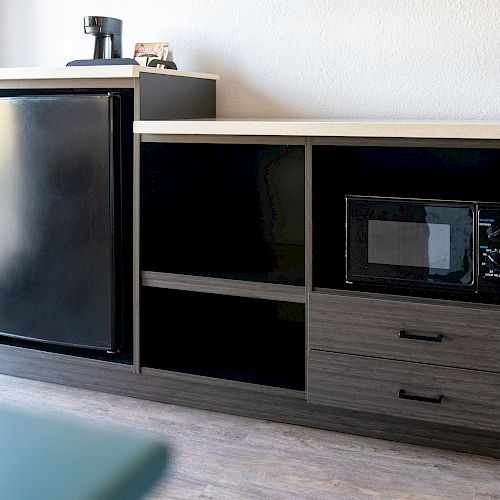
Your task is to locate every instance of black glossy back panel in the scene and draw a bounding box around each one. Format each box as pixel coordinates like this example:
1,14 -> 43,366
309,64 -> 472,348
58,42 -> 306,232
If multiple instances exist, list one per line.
141,143 -> 305,285
0,95 -> 116,349
141,288 -> 305,390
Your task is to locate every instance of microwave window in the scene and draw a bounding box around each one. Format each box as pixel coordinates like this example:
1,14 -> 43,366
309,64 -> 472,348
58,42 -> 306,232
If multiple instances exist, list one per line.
368,220 -> 451,270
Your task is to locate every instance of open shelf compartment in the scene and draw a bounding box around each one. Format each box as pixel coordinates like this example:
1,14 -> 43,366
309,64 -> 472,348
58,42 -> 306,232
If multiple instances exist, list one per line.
140,288 -> 305,390
141,142 -> 305,285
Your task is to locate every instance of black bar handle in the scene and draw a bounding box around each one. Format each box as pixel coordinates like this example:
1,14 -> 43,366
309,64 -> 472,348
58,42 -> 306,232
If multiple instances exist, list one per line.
398,389 -> 443,404
399,329 -> 443,343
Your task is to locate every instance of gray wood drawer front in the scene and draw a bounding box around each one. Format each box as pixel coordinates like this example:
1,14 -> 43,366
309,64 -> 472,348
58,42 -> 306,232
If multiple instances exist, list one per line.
308,350 -> 500,431
309,293 -> 500,372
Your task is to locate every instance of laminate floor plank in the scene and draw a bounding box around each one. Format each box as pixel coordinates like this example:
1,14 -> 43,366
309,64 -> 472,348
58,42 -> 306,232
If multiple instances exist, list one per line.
0,374 -> 498,499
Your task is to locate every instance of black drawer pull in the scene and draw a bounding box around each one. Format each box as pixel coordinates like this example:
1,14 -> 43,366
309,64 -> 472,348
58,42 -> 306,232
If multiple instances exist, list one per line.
399,330 -> 443,343
398,389 -> 443,404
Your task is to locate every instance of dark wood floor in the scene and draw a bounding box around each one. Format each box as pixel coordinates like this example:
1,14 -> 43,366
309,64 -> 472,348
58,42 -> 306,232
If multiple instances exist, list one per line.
0,374 -> 499,499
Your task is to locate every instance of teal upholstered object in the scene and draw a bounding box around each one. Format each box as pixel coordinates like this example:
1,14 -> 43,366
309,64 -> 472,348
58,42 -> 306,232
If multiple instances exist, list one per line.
0,405 -> 170,500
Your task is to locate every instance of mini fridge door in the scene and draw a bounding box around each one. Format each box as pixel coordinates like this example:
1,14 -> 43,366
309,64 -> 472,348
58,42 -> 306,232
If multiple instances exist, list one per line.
0,94 -> 121,350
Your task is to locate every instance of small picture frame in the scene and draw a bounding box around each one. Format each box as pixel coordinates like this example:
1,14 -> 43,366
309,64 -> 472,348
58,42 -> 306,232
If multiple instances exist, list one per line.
134,42 -> 170,67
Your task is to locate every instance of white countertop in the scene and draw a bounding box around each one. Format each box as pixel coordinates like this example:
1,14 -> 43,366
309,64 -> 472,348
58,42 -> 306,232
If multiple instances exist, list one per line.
0,66 -> 219,81
134,119 -> 500,139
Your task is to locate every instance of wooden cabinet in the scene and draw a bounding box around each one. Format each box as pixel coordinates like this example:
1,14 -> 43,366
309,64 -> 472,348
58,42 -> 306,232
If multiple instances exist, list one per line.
132,125 -> 500,457
305,137 -> 500,443
2,112 -> 500,458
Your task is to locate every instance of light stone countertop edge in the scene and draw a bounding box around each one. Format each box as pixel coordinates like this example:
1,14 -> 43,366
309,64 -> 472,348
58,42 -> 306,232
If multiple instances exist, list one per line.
133,119 -> 500,139
0,66 -> 219,81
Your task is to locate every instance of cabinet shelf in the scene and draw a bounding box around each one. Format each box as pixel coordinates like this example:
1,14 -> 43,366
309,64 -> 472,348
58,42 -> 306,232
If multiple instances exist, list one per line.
141,271 -> 306,303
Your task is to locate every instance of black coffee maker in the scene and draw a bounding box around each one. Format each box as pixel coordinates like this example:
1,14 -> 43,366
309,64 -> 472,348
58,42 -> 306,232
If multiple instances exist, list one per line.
67,16 -> 138,66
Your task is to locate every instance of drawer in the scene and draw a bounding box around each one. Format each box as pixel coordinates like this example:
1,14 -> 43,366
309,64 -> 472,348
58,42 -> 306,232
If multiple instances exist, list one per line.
309,292 -> 500,372
308,350 -> 500,431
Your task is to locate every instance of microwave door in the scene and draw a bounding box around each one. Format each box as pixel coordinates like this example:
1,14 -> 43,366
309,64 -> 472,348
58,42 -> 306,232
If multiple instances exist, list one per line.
346,197 -> 475,291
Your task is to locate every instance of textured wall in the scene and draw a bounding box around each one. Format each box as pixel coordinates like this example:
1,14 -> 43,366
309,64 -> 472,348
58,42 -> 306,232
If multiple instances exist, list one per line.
1,0 -> 498,119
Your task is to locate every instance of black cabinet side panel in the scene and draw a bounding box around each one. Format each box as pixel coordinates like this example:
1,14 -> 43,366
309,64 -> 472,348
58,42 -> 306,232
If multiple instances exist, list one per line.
139,73 -> 216,119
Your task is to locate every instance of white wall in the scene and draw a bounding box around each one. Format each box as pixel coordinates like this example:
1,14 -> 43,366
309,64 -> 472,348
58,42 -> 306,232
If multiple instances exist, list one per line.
1,0 -> 498,119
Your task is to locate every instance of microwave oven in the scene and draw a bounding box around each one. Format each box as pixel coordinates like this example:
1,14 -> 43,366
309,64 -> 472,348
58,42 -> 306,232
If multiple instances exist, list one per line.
346,196 -> 500,298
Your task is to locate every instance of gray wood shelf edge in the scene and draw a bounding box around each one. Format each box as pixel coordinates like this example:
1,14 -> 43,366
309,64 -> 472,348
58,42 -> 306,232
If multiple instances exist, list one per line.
132,77 -> 141,373
140,367 -> 305,397
140,135 -> 500,148
312,286 -> 500,311
141,271 -> 306,303
139,134 -> 306,145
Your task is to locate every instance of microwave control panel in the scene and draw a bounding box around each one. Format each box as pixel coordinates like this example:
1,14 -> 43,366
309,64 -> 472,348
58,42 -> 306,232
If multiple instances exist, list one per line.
478,207 -> 500,291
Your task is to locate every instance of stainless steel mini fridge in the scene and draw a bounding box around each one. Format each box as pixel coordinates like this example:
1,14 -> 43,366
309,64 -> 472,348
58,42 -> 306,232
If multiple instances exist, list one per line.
0,93 -> 131,350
